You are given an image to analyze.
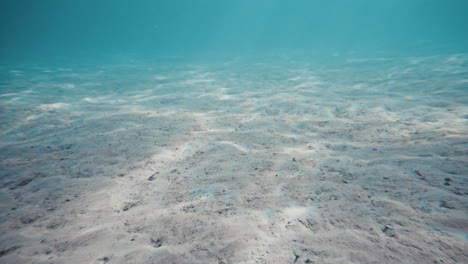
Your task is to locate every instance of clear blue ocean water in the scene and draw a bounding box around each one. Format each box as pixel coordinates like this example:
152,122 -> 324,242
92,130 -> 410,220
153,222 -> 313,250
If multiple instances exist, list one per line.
1,0 -> 468,62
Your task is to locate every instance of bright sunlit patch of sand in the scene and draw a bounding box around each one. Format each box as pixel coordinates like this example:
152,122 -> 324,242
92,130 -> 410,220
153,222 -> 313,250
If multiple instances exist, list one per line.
153,75 -> 169,81
83,97 -> 99,102
56,83 -> 75,89
282,205 -> 315,219
198,93 -> 234,101
278,146 -> 316,157
36,103 -> 70,110
182,79 -> 215,85
0,93 -> 17,98
293,81 -> 322,89
216,141 -> 249,153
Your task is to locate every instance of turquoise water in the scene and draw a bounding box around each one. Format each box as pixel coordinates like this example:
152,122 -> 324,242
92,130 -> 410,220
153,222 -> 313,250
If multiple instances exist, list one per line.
1,0 -> 468,62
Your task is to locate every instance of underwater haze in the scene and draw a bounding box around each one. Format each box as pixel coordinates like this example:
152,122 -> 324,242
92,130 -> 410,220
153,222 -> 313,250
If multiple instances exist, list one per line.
1,1 -> 468,264
1,0 -> 468,61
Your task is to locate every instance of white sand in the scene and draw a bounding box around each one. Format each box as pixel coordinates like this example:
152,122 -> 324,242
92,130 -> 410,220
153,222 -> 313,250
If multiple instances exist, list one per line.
0,55 -> 467,263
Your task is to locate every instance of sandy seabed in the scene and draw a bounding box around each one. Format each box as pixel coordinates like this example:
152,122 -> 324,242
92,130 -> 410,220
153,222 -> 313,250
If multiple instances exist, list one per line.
0,54 -> 467,264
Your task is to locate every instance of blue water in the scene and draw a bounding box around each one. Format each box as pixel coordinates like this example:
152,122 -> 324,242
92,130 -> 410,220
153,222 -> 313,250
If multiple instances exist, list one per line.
1,0 -> 468,62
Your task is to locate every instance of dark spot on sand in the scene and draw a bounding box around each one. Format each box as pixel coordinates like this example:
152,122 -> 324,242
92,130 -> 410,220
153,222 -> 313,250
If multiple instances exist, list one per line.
151,237 -> 164,248
294,253 -> 300,262
98,256 -> 110,263
298,219 -> 319,232
148,172 -> 160,181
414,170 -> 425,179
452,188 -> 465,195
0,245 -> 22,257
382,225 -> 397,238
46,219 -> 64,229
20,216 -> 37,224
123,202 -> 138,211
59,144 -> 74,150
440,201 -> 455,209
10,178 -> 33,189
444,177 -> 452,186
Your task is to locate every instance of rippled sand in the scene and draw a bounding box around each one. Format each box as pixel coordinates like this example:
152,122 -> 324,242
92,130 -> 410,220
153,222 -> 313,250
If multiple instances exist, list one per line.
1,55 -> 467,264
